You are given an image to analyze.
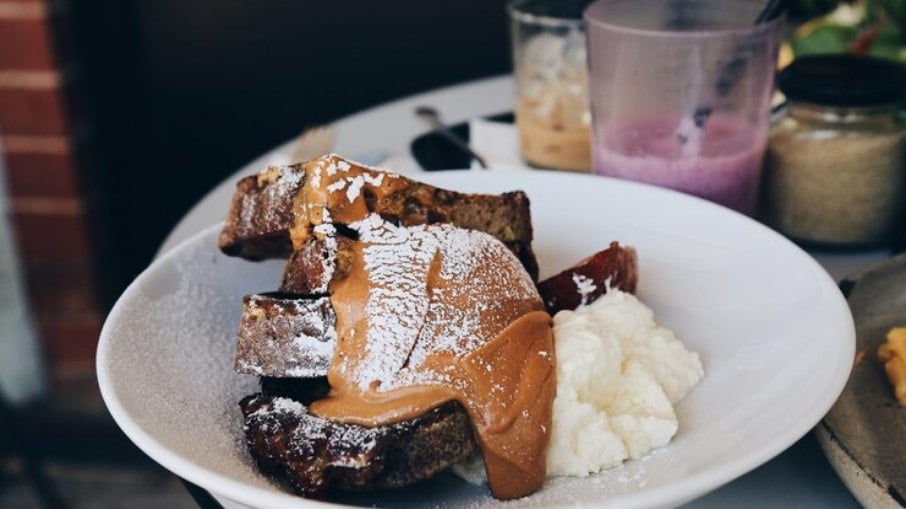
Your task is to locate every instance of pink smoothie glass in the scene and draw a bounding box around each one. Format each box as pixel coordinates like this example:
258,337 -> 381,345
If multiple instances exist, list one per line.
584,0 -> 782,215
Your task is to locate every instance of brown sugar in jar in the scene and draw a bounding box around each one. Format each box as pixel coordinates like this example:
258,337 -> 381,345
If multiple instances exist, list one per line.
761,55 -> 906,248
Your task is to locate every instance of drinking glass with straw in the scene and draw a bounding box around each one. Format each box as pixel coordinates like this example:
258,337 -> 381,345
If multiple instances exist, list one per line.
584,0 -> 784,215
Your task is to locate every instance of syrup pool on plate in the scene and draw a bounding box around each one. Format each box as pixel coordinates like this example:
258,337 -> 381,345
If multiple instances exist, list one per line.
593,114 -> 767,215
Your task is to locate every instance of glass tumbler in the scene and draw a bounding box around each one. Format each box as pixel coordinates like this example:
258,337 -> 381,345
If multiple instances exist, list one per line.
584,0 -> 783,214
509,0 -> 593,172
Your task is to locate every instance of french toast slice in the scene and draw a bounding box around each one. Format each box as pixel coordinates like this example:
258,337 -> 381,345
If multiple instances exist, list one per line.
241,393 -> 477,496
234,293 -> 336,378
219,155 -> 535,260
279,236 -> 352,295
218,165 -> 305,260
236,243 -> 637,379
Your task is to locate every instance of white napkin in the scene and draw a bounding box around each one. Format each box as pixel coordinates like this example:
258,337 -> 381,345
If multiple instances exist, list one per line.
468,117 -> 531,171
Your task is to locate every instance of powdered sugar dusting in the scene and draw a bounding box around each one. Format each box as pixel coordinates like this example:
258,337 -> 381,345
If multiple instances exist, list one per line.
259,396 -> 306,417
310,165 -> 322,189
234,295 -> 336,377
244,395 -> 381,463
234,165 -> 306,238
316,232 -> 338,293
319,169 -> 386,204
325,153 -> 400,178
348,217 -> 438,389
326,179 -> 347,193
306,154 -> 400,205
345,214 -> 540,392
572,273 -> 597,307
345,176 -> 365,203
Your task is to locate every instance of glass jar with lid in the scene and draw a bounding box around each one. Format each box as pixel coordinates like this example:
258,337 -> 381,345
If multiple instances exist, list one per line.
761,55 -> 906,248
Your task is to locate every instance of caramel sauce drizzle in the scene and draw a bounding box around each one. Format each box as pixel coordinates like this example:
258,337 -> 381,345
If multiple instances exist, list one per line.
296,156 -> 556,499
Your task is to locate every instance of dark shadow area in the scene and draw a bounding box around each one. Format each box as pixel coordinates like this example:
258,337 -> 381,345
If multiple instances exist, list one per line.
64,0 -> 512,307
0,392 -> 197,508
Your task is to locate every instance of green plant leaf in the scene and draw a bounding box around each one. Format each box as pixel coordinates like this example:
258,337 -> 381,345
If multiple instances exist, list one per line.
791,25 -> 859,56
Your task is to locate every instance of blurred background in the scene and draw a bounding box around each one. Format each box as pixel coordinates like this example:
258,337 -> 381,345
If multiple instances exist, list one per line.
0,0 -> 904,507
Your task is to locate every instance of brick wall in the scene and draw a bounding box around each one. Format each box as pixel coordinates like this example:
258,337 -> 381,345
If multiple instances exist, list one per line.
0,0 -> 103,388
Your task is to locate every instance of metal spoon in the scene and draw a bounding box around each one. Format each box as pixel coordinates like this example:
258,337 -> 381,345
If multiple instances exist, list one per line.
415,106 -> 489,169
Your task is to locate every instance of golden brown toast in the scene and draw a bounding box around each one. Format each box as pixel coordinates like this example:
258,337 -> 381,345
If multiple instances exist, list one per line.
219,155 -> 535,260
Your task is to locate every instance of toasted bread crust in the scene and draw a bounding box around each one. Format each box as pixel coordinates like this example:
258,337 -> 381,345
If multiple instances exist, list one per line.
241,394 -> 477,496
511,240 -> 540,284
279,236 -> 355,295
235,294 -> 336,378
219,166 -> 306,260
219,156 -> 534,260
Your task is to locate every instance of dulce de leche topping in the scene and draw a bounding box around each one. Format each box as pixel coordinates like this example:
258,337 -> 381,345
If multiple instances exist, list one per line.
289,155 -> 409,249
309,214 -> 556,500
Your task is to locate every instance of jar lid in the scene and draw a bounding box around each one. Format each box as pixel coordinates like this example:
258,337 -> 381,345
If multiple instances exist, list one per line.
778,54 -> 906,107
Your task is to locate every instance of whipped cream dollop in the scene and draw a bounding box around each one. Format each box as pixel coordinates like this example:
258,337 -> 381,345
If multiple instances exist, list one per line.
546,289 -> 703,476
454,288 -> 703,482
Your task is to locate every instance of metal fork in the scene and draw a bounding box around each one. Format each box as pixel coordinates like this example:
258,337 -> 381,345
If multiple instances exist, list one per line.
291,125 -> 336,163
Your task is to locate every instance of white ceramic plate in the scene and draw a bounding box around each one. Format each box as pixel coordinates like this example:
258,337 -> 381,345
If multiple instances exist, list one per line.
97,170 -> 854,509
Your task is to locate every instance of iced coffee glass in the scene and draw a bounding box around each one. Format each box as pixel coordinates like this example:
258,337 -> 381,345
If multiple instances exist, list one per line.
585,0 -> 783,214
509,0 -> 592,172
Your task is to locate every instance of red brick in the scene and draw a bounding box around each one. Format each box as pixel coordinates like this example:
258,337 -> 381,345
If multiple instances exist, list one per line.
20,263 -> 99,319
2,149 -> 79,197
0,16 -> 56,69
39,314 -> 103,392
1,133 -> 67,153
0,2 -> 47,16
0,84 -> 67,134
38,316 -> 102,367
9,205 -> 93,264
0,69 -> 57,86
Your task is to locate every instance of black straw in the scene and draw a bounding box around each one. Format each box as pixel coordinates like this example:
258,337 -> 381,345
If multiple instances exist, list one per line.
696,0 -> 785,128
